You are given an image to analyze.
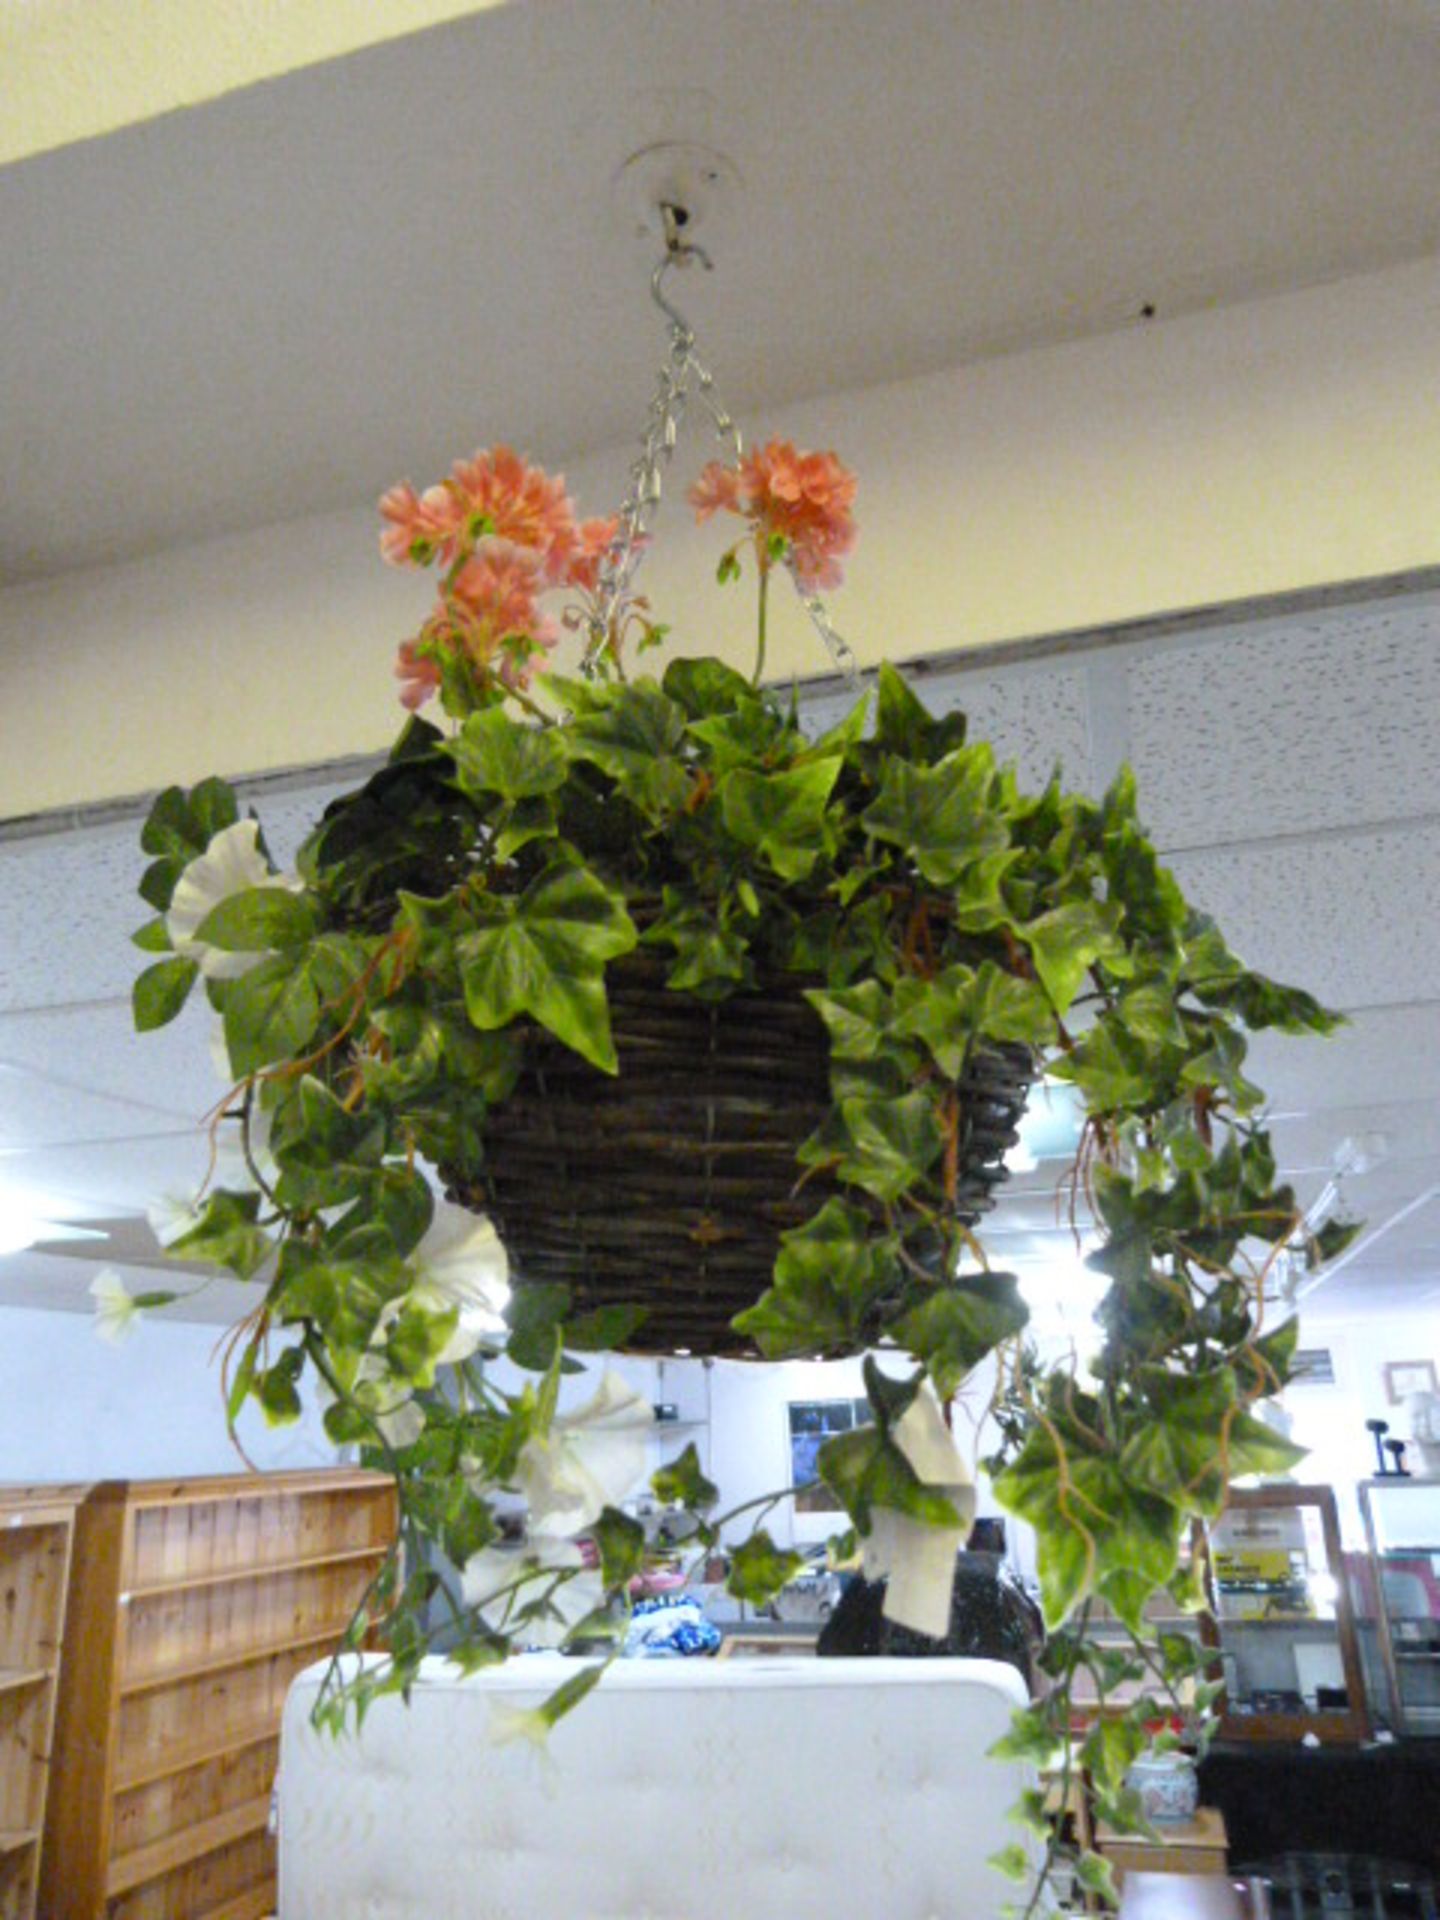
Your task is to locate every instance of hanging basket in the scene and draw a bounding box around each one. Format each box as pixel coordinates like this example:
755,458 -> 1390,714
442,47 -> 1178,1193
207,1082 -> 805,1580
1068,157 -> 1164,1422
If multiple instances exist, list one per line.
444,952 -> 1033,1357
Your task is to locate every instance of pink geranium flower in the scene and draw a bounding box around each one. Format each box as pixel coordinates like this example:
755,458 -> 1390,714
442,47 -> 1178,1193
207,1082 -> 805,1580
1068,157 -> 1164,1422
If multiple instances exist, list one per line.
448,446 -> 577,574
688,439 -> 858,590
429,537 -> 561,691
379,482 -> 464,568
394,639 -> 442,711
561,517 -> 620,594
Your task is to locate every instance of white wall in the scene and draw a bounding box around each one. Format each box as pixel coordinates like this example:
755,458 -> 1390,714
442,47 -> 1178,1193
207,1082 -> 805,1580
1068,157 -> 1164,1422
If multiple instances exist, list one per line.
702,1352 -> 1009,1554
0,1303 -> 339,1482
1284,1301 -> 1440,1544
6,253 -> 1440,816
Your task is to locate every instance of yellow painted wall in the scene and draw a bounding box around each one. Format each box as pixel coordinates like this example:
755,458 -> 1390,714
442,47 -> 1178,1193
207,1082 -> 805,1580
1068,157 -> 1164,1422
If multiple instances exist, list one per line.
3,253 -> 1439,817
0,1 -> 507,166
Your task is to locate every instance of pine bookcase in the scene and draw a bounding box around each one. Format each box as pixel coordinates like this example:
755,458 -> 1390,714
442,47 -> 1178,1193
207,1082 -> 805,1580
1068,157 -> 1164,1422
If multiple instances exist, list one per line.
0,1486 -> 82,1920
39,1468 -> 396,1920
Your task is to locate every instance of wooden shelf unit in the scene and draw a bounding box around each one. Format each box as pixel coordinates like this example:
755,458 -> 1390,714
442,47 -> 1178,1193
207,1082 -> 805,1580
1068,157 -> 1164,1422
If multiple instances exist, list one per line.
39,1468 -> 396,1920
0,1485 -> 81,1920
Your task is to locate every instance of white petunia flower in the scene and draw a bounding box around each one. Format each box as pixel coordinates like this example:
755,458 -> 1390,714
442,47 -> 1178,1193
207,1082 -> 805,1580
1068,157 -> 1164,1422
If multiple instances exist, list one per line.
166,820 -> 302,981
515,1370 -> 654,1540
146,1193 -> 205,1250
861,1386 -> 976,1639
89,1268 -> 141,1344
461,1536 -> 604,1648
410,1202 -> 510,1365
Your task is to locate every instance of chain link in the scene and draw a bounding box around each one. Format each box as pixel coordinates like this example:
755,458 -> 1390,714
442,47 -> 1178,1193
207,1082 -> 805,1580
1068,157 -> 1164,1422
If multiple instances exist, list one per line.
584,245 -> 863,690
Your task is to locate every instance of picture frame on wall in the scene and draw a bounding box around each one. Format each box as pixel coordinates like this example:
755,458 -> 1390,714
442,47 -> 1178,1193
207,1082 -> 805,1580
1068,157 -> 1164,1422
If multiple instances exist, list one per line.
1384,1360 -> 1438,1405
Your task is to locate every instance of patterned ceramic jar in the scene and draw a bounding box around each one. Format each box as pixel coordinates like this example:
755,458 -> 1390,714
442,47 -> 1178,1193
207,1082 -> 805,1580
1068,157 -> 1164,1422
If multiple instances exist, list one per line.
1124,1749 -> 1199,1823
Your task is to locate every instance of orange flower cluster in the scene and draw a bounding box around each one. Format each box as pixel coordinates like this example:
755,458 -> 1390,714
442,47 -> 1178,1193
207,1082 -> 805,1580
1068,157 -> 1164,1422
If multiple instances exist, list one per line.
380,447 -> 615,704
688,440 -> 858,591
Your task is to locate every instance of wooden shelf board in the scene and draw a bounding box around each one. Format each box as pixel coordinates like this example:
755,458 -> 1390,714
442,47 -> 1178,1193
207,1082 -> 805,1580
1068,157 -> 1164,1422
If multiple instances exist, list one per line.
197,1885 -> 276,1920
116,1721 -> 279,1795
0,1829 -> 38,1854
125,1540 -> 388,1601
122,1469 -> 391,1509
120,1625 -> 350,1698
107,1793 -> 272,1897
0,1666 -> 50,1695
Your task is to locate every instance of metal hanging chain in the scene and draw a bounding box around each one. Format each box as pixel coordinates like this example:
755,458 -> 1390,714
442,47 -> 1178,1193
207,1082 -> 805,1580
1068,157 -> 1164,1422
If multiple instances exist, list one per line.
584,209 -> 862,689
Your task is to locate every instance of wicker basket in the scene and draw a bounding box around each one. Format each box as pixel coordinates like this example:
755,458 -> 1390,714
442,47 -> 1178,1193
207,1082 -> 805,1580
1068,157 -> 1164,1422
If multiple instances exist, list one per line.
445,953 -> 1032,1357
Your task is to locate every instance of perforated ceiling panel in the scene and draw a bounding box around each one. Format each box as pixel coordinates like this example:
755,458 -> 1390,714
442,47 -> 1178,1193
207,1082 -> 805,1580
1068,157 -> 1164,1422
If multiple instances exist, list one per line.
0,820 -> 148,1014
920,660 -> 1093,793
1169,820 -> 1440,1011
1125,596 -> 1440,850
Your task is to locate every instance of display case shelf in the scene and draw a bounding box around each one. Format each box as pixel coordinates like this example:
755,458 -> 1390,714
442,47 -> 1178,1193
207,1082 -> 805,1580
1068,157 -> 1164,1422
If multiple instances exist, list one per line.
1358,1475 -> 1440,1738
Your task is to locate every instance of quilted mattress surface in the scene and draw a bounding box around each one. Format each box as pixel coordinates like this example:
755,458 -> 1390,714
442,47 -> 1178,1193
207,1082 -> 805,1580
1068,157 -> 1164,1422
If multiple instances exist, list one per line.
279,1653 -> 1032,1919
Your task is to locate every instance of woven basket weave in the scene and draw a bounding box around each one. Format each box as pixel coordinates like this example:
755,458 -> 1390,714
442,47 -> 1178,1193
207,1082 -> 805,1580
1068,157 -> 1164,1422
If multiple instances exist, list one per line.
445,953 -> 1032,1357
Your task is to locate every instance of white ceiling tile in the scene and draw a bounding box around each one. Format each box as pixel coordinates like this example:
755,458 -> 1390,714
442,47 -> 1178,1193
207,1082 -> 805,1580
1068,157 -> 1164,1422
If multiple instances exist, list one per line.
0,1129 -> 219,1222
0,1064 -> 192,1150
0,819 -> 148,1013
1126,597 -> 1440,850
920,660 -> 1093,792
1247,1004 -> 1440,1116
0,998 -> 223,1119
1168,820 -> 1440,1010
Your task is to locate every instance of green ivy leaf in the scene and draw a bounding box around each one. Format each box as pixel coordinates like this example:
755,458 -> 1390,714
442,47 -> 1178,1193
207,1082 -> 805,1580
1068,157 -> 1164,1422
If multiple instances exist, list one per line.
195,886 -> 317,954
818,1422 -> 962,1533
830,1091 -> 944,1201
861,746 -> 1008,885
255,1347 -> 305,1426
457,863 -> 637,1074
564,1303 -> 650,1350
651,1443 -> 718,1512
555,678 -> 691,816
166,1188 -> 271,1278
891,962 -> 1054,1076
133,955 -> 199,1031
732,1198 -> 900,1359
719,757 -> 842,879
988,1843 -> 1031,1884
1021,900 -> 1126,1016
131,916 -> 172,954
592,1505 -> 647,1590
726,1530 -> 805,1605
892,1273 -> 1029,1400
505,1281 -> 572,1373
222,950 -> 323,1077
662,655 -> 754,719
446,704 -> 569,801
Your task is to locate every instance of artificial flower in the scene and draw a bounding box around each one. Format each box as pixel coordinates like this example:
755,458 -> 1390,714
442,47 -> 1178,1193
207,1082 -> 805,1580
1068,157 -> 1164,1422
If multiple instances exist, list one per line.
409,1202 -> 510,1364
859,1387 -> 976,1638
378,481 -> 463,568
689,439 -> 858,591
515,1370 -> 654,1540
461,1535 -> 604,1648
89,1267 -> 141,1344
562,515 -> 620,594
145,1193 -> 205,1250
394,638 -> 442,711
421,536 -> 561,693
447,446 -> 578,574
166,820 -> 301,981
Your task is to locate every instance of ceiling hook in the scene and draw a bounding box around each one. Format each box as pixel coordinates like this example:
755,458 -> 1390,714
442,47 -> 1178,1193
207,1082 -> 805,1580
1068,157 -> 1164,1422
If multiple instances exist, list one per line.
650,202 -> 713,340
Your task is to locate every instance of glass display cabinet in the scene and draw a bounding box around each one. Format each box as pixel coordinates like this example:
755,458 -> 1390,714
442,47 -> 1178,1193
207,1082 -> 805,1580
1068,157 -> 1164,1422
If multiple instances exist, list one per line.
1206,1484 -> 1369,1743
1358,1477 -> 1440,1736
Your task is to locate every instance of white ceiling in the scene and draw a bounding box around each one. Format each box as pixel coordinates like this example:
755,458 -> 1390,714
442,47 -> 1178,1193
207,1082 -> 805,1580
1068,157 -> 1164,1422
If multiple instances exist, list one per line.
5,0 -> 1440,582
3,587 -> 1439,1324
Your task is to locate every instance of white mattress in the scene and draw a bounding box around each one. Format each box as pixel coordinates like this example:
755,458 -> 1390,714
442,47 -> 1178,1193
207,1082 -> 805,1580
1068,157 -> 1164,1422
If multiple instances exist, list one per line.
279,1654 -> 1033,1919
